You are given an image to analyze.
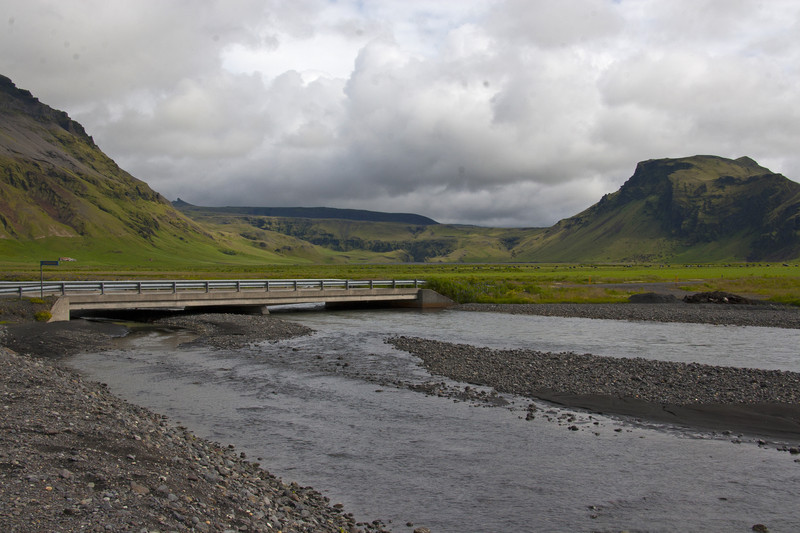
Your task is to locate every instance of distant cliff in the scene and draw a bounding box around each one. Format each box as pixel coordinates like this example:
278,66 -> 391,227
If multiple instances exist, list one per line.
172,200 -> 438,226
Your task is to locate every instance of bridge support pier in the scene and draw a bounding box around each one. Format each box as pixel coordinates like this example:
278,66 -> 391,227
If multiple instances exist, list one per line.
190,304 -> 270,316
241,305 -> 270,316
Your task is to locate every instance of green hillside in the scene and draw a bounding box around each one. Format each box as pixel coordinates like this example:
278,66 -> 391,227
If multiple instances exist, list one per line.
1,73 -> 799,267
0,75 -> 314,267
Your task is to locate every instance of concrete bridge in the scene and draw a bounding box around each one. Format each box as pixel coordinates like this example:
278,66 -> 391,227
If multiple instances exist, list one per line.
0,279 -> 453,321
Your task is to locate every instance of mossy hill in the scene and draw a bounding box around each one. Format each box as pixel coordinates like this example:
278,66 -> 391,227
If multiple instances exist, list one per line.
1,73 -> 798,266
515,155 -> 800,262
0,75 -> 319,267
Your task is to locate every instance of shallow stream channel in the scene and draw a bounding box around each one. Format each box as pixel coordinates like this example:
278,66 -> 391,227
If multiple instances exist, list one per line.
68,307 -> 800,532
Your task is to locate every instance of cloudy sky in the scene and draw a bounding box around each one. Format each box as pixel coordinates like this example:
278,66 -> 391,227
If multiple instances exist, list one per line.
3,1 -> 800,227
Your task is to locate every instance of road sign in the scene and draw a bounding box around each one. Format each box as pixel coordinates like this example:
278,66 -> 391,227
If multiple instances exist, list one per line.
40,260 -> 60,297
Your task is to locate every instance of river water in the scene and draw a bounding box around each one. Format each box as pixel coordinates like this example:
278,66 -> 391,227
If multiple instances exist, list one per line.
68,308 -> 800,532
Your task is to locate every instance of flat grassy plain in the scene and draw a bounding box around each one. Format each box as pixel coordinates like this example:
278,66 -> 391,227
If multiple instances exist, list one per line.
2,261 -> 799,306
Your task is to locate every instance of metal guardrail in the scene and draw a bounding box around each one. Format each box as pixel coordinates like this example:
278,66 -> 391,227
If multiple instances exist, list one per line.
0,279 -> 425,298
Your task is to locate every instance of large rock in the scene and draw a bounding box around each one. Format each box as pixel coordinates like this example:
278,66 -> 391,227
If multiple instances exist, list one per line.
683,291 -> 755,304
628,292 -> 679,303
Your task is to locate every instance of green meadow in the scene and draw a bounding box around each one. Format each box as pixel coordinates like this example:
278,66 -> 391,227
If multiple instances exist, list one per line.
3,260 -> 799,306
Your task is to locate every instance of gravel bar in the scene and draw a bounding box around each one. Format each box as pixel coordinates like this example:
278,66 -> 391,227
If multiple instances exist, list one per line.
1,313 -> 396,533
387,334 -> 800,441
456,301 -> 800,329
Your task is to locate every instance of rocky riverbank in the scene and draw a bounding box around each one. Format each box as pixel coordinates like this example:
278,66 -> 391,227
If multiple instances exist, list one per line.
0,311 -> 395,533
3,296 -> 800,531
0,312 -> 315,360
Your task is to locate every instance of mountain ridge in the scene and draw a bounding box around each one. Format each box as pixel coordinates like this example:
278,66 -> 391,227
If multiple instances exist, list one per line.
173,199 -> 439,226
1,74 -> 799,265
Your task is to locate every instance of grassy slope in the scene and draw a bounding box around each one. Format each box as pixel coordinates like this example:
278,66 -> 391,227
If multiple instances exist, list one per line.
0,78 -> 316,268
515,201 -> 676,262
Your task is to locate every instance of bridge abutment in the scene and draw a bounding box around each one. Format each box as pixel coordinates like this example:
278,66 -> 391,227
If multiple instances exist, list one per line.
325,289 -> 454,311
49,297 -> 71,322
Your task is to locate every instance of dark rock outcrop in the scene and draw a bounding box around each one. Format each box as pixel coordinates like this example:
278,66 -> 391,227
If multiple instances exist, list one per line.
683,291 -> 757,304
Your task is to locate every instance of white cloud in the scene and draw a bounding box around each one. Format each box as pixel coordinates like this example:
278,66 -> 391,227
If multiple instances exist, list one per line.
3,0 -> 800,227
487,0 -> 624,48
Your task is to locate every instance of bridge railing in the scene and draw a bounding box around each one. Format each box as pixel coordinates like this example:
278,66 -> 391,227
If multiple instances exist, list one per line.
0,279 -> 425,298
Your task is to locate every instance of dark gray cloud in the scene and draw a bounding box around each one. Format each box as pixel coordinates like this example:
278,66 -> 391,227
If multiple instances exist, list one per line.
3,0 -> 800,226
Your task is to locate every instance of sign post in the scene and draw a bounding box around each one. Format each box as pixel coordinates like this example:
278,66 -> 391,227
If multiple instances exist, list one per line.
39,260 -> 59,297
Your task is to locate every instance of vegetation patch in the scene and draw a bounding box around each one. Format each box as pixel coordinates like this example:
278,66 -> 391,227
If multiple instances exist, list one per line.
0,296 -> 56,324
2,263 -> 797,306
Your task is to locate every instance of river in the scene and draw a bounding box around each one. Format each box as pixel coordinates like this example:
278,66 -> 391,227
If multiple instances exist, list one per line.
68,307 -> 800,532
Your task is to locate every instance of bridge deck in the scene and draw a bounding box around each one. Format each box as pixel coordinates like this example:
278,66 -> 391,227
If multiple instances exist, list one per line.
0,280 -> 453,321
